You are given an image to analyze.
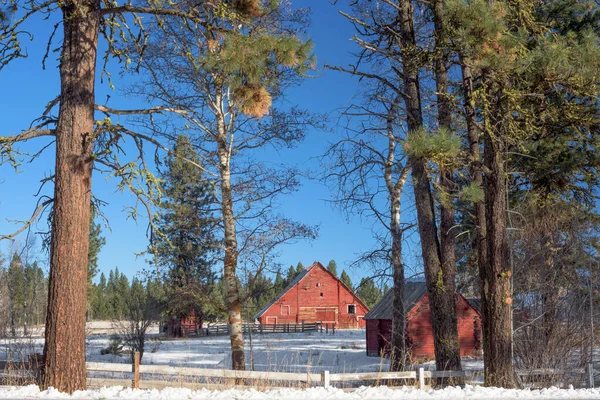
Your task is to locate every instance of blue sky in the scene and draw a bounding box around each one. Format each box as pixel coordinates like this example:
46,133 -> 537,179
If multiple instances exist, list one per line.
0,1 -> 422,287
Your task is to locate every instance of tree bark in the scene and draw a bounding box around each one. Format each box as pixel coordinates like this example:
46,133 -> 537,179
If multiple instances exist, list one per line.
385,103 -> 409,371
397,0 -> 461,374
217,111 -> 245,371
42,0 -> 99,392
431,0 -> 462,377
481,82 -> 516,387
460,54 -> 487,292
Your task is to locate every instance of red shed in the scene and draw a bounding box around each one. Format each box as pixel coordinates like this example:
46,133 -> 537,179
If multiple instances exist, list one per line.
254,262 -> 369,329
364,282 -> 481,359
166,308 -> 203,337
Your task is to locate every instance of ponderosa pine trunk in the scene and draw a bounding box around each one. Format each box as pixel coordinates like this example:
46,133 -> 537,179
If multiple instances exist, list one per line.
397,0 -> 460,374
217,112 -> 245,371
42,0 -> 99,392
460,54 -> 487,286
481,83 -> 516,387
461,54 -> 487,363
430,0 -> 462,377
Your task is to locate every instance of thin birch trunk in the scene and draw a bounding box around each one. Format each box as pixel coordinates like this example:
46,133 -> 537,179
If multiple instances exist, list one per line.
217,107 -> 245,371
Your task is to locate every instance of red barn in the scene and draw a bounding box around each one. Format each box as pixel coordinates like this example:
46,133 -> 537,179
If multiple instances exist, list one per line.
364,282 -> 481,359
254,262 -> 369,329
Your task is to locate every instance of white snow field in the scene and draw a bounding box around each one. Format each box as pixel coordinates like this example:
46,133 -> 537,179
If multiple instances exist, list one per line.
2,385 -> 600,399
2,327 -> 594,398
2,328 -> 388,373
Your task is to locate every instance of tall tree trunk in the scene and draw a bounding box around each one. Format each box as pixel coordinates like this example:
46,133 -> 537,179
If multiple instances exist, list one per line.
385,103 -> 409,371
460,54 -> 487,364
217,113 -> 245,371
460,54 -> 487,295
481,82 -> 515,387
431,0 -> 462,376
42,0 -> 99,392
397,0 -> 459,374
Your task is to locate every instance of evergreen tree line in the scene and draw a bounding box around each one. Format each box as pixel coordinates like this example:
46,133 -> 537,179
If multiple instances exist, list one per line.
0,253 -> 47,337
89,268 -> 137,321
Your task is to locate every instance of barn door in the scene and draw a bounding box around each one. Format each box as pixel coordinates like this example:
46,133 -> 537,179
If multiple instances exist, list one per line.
315,308 -> 336,323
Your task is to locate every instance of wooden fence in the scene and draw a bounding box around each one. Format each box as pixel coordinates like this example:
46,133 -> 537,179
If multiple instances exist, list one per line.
1,353 -> 587,390
179,322 -> 336,337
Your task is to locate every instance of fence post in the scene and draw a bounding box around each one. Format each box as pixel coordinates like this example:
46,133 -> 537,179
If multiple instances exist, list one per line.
326,323 -> 329,334
132,351 -> 140,389
332,324 -> 335,335
302,320 -> 305,332
322,370 -> 330,389
418,367 -> 425,390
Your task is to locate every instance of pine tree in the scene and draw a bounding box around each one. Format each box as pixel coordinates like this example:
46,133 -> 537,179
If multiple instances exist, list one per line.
247,272 -> 275,318
326,260 -> 338,277
92,272 -> 109,320
340,270 -> 353,291
7,254 -> 25,336
88,212 -> 106,285
356,278 -> 382,308
273,271 -> 284,293
87,212 -> 106,320
26,261 -> 47,326
152,135 -> 215,318
153,135 -> 215,287
285,265 -> 298,287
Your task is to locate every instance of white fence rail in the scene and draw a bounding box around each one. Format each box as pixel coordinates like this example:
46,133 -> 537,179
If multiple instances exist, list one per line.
1,355 -> 588,390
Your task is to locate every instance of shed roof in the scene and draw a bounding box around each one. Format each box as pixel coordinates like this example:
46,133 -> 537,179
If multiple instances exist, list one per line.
363,281 -> 427,320
465,297 -> 481,314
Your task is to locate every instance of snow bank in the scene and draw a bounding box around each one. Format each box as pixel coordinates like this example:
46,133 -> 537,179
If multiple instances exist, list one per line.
2,385 -> 600,399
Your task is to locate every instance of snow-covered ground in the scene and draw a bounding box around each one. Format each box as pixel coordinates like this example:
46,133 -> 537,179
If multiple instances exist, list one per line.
2,325 -> 596,398
2,385 -> 600,399
2,329 -> 392,373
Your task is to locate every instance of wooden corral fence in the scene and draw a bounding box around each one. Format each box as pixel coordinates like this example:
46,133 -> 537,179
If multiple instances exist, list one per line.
0,353 -> 588,390
178,322 -> 336,338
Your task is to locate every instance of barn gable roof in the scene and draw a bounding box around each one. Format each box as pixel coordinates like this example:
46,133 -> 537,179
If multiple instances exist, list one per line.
253,262 -> 369,320
363,281 -> 427,320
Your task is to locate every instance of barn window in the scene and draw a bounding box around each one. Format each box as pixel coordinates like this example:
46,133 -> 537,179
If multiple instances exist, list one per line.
280,305 -> 290,316
348,304 -> 356,315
